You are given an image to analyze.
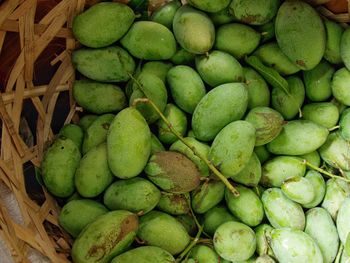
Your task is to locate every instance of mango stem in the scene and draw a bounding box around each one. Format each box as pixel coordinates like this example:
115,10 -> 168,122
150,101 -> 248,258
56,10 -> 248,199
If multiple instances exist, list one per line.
175,225 -> 204,263
302,160 -> 350,183
329,125 -> 340,131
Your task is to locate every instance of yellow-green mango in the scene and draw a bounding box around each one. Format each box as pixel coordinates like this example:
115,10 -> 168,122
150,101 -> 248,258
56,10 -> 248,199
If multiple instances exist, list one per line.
337,198 -> 350,244
300,151 -> 321,168
203,205 -> 237,236
42,137 -> 81,197
232,152 -> 261,187
303,60 -> 334,102
157,193 -> 190,215
151,0 -> 181,29
72,2 -> 135,48
324,20 -> 343,64
107,107 -> 151,179
267,120 -> 329,155
111,246 -> 175,263
72,46 -> 135,82
167,65 -> 206,114
188,245 -> 222,263
72,211 -> 138,263
192,83 -> 248,141
215,23 -> 261,59
254,145 -> 271,164
173,5 -> 215,54
275,1 -> 325,70
121,21 -> 176,60
138,211 -> 190,255
150,133 -> 165,154
331,68 -> 350,106
209,7 -> 235,26
195,50 -> 244,87
75,143 -> 113,198
229,0 -> 279,25
188,0 -> 230,12
302,171 -> 326,209
341,27 -> 350,70
141,61 -> 173,82
255,224 -> 275,257
59,124 -> 83,151
281,176 -> 315,205
209,121 -> 256,177
302,102 -> 339,129
170,48 -> 196,65
73,80 -> 126,114
59,199 -> 108,238
255,255 -> 276,263
340,108 -> 350,140
254,42 -> 300,75
103,178 -> 160,214
78,115 -> 97,131
82,114 -> 114,154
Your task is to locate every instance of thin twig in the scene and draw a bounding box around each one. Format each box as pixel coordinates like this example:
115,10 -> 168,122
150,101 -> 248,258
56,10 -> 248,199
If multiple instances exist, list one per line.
176,225 -> 204,263
302,160 -> 350,183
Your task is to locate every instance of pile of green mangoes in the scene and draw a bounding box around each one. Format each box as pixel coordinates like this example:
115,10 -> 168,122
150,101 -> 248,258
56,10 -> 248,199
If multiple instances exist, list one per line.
40,0 -> 350,262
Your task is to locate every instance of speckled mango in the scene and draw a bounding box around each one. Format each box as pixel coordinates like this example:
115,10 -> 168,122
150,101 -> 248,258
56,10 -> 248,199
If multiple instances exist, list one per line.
157,193 -> 190,215
281,176 -> 315,205
58,124 -> 83,151
231,152 -> 261,187
203,205 -> 237,236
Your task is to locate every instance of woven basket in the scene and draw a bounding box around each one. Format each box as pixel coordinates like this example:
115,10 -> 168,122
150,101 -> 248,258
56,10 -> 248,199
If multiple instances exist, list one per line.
0,0 -> 349,262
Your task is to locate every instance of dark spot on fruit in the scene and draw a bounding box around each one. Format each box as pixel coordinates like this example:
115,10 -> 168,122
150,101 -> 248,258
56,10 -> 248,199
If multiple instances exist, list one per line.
296,60 -> 305,67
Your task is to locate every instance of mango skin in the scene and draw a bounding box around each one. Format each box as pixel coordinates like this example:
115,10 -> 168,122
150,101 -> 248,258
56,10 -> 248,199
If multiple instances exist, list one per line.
341,27 -> 350,70
262,188 -> 305,230
151,0 -> 181,29
71,211 -> 138,263
111,246 -> 175,263
232,152 -> 261,187
270,228 -> 324,263
75,143 -> 113,198
192,83 -> 248,141
107,107 -> 151,179
281,176 -> 315,205
305,207 -> 339,263
103,178 -> 160,214
138,211 -> 190,255
72,2 -> 134,48
141,61 -> 173,83
157,193 -> 190,215
267,120 -> 329,155
73,80 -> 126,115
203,205 -> 237,236
209,7 -> 235,26
275,1 -> 326,70
209,121 -> 256,177
167,65 -> 206,114
302,170 -> 326,209
331,68 -> 350,106
176,214 -> 197,236
324,20 -> 343,64
173,5 -> 215,54
188,0 -> 230,12
255,224 -> 275,257
170,48 -> 195,65
58,124 -> 83,151
59,199 -> 108,238
150,133 -> 165,154
79,115 -> 97,131
254,145 -> 271,164
300,151 -> 321,168
340,108 -> 350,140
72,46 -> 135,82
188,245 -> 221,263
337,198 -> 350,244
42,137 -> 81,197
302,102 -> 339,129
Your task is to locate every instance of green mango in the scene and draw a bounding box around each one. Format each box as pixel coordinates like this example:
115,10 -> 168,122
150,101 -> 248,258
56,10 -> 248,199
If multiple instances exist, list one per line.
229,0 -> 279,25
187,0 -> 230,12
302,102 -> 339,129
243,67 -> 270,110
281,176 -> 315,205
192,83 -> 248,141
141,61 -> 173,82
82,114 -> 114,154
78,115 -> 97,131
167,65 -> 206,114
150,133 -> 165,154
111,246 -> 174,263
209,7 -> 235,26
254,42 -> 300,75
209,121 -> 256,177
262,188 -> 305,230
72,2 -> 134,48
260,156 -> 305,187
72,46 -> 135,82
129,72 -> 168,124
195,50 -> 244,87
340,108 -> 350,140
145,151 -> 201,193
191,180 -> 225,214
157,193 -> 190,215
176,214 -> 197,236
151,0 -> 181,29
72,211 -> 138,263
138,211 -> 190,255
188,245 -> 221,263
341,249 -> 350,263
170,137 -> 210,177
299,151 -> 321,168
303,60 -> 334,102
215,23 -> 261,59
319,132 -> 350,171
275,1 -> 325,70
157,104 -> 187,144
103,178 -> 160,214
321,178 -> 350,220
73,80 -> 126,115
66,192 -> 82,202
255,224 -> 275,257
42,137 -> 81,197
346,235 -> 350,259
256,20 -> 275,43
332,68 -> 350,106
271,76 -> 305,120
59,199 -> 108,238
270,228 -> 323,263
231,152 -> 261,187
255,255 -> 276,263
173,5 -> 215,54
225,184 -> 264,227
302,170 -> 326,209
245,107 -> 284,146
254,145 -> 271,164
305,207 -> 339,263
75,143 -> 113,198
107,107 -> 151,179
121,21 -> 176,60
213,221 -> 256,262
341,27 -> 350,70
324,20 -> 343,64
267,120 -> 329,155
337,198 -> 350,244
203,205 -> 237,236
59,124 -> 83,151
170,48 -> 196,65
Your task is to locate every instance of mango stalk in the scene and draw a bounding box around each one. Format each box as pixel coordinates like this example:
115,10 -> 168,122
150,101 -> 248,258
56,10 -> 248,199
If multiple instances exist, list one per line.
303,159 -> 350,183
